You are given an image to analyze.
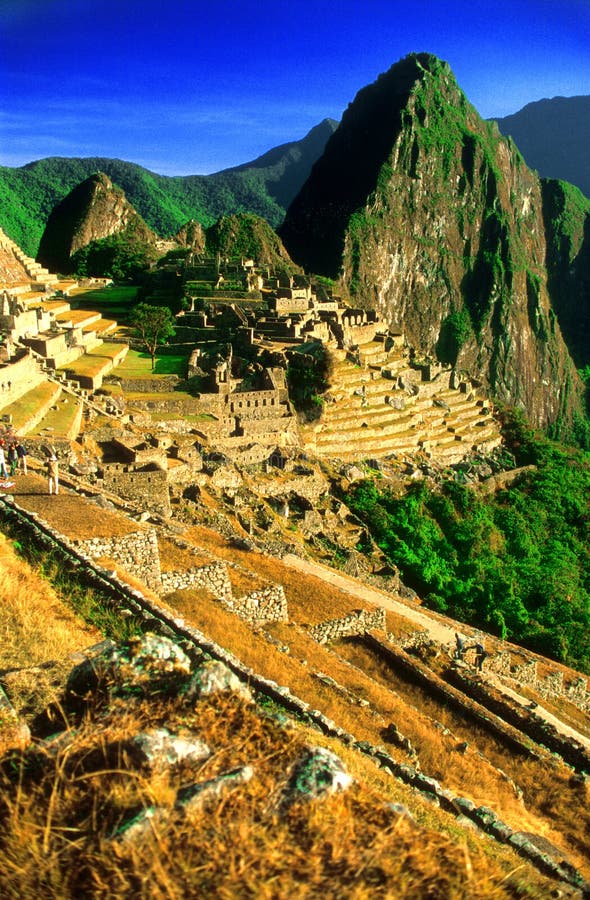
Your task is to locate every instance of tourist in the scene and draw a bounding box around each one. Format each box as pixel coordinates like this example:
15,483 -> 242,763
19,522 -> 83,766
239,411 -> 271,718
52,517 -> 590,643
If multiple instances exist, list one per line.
46,454 -> 59,495
7,443 -> 17,476
454,632 -> 465,661
15,441 -> 27,474
474,642 -> 487,672
0,442 -> 7,479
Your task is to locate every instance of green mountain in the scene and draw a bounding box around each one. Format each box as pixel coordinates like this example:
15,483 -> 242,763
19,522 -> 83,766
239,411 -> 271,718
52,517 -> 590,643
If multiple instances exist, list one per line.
0,119 -> 338,258
280,53 -> 590,436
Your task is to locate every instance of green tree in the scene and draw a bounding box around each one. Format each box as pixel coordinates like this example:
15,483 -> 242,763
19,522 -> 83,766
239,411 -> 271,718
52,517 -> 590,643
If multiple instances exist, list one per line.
130,303 -> 176,370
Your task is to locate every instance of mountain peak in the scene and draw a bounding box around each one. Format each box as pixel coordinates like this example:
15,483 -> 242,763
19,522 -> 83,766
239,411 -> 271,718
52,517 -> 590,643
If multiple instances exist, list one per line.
281,53 -> 585,433
37,171 -> 157,273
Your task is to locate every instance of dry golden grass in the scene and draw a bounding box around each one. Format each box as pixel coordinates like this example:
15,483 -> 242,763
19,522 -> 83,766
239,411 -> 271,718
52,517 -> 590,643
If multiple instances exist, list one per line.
335,639 -> 590,878
3,492 -> 589,889
183,524 -> 372,625
0,533 -> 101,725
0,533 -> 100,672
161,589 -> 551,841
157,536 -> 212,572
0,688 -> 552,899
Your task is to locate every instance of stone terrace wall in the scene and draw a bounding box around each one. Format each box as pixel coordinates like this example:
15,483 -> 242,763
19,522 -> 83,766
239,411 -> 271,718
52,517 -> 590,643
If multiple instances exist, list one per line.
73,528 -> 162,591
101,467 -> 171,517
309,608 -> 386,644
160,562 -> 232,602
487,652 -> 590,713
227,584 -> 288,625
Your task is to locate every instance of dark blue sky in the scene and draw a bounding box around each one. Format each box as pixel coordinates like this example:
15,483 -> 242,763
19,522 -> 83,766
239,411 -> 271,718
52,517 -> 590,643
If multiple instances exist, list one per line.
1,0 -> 588,174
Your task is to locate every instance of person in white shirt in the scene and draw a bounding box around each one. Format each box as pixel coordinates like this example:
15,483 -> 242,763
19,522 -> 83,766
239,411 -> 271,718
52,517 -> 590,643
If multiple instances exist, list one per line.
0,444 -> 7,479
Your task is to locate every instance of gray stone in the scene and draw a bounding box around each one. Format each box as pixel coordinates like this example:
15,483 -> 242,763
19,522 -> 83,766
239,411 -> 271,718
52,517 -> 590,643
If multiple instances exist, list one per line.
176,765 -> 254,813
387,802 -> 417,826
114,805 -> 169,843
183,659 -> 252,702
66,633 -> 192,702
132,727 -> 210,770
281,746 -> 352,809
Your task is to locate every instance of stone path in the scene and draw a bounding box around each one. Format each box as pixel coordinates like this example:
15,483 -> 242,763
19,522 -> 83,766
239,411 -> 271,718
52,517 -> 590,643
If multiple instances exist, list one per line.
282,554 -> 590,752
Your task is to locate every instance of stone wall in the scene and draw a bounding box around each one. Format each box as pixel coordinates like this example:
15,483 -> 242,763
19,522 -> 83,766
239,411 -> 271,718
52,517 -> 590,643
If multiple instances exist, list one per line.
118,375 -> 181,393
160,561 -> 232,601
227,584 -> 288,624
73,528 -> 162,591
101,467 -> 171,517
0,349 -> 45,409
486,652 -> 590,713
229,389 -> 281,417
309,607 -> 386,644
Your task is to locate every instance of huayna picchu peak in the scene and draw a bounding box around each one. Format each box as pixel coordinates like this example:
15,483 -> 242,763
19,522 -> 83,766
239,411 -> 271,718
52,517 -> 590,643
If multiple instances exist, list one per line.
280,52 -> 588,434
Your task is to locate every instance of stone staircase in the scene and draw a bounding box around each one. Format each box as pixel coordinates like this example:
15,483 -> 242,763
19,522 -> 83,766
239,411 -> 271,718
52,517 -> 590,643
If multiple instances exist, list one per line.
302,343 -> 502,464
0,229 -> 58,288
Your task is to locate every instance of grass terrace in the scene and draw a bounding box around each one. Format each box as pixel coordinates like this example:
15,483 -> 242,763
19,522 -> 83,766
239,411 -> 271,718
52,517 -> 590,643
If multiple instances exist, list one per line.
1,381 -> 61,433
113,349 -> 188,379
68,285 -> 139,321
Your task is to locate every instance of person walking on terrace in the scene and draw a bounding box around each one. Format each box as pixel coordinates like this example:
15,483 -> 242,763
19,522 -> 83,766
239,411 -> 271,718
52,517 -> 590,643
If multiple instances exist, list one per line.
46,454 -> 59,495
0,442 -> 7,479
15,441 -> 27,474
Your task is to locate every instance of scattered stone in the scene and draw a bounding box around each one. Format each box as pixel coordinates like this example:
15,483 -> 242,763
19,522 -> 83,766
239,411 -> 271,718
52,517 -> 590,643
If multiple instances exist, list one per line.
114,805 -> 169,844
387,802 -> 417,826
132,727 -> 210,770
66,633 -> 192,703
176,765 -> 254,813
183,660 -> 252,703
281,746 -> 352,809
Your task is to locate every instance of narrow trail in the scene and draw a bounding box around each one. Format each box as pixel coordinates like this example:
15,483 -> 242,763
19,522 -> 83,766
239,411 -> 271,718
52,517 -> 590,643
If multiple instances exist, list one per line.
282,553 -> 590,752
283,553 -> 460,644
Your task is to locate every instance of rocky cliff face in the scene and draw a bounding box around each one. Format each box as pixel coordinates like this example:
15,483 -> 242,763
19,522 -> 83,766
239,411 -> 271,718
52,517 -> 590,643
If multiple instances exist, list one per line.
37,172 -> 157,273
281,53 -> 586,431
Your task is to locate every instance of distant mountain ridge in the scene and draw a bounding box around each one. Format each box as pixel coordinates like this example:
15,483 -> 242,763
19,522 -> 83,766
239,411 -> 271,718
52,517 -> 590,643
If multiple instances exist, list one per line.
494,96 -> 590,200
0,118 -> 338,258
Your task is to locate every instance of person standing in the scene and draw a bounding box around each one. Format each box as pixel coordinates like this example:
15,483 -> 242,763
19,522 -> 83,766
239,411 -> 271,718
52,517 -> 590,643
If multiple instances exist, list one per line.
7,443 -> 17,476
474,642 -> 487,672
0,442 -> 7,479
47,454 -> 59,495
15,441 -> 27,474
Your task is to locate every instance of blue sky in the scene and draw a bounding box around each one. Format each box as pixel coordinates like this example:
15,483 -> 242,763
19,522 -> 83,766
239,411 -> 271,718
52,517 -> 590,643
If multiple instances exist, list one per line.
1,0 -> 588,175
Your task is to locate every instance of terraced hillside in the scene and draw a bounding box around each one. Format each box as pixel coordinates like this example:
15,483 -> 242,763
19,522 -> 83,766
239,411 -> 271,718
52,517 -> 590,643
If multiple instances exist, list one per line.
303,336 -> 501,463
0,227 -> 129,439
1,471 -> 589,897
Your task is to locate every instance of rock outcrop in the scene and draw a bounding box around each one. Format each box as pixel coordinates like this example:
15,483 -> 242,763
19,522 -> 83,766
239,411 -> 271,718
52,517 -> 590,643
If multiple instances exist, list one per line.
37,172 -> 158,273
281,53 -> 587,431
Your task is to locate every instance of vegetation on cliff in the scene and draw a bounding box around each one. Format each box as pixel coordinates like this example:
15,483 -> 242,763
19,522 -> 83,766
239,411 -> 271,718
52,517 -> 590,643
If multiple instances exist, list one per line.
205,212 -> 297,271
71,232 -> 158,282
281,53 -> 588,436
286,342 -> 332,419
0,121 -> 337,258
346,412 -> 590,673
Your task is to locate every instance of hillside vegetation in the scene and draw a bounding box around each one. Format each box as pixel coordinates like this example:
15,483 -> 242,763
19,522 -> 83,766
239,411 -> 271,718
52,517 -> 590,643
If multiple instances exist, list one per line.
0,120 -> 337,258
346,410 -> 590,673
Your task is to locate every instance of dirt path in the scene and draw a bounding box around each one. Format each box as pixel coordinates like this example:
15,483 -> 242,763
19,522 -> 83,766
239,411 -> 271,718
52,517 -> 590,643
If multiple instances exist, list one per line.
283,554 -> 459,645
282,553 -> 590,752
